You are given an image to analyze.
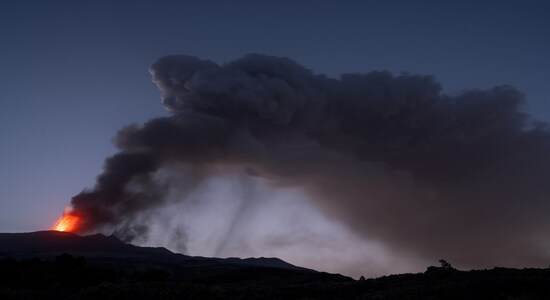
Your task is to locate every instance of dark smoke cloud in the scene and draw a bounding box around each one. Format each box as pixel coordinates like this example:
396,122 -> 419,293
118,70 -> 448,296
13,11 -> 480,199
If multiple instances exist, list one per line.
71,54 -> 550,270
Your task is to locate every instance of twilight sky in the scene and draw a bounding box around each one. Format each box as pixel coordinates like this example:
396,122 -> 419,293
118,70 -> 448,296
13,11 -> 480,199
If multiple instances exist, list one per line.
0,0 -> 549,277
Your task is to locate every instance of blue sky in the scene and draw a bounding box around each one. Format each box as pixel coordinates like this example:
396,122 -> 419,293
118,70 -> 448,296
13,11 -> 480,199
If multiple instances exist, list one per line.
0,0 -> 548,276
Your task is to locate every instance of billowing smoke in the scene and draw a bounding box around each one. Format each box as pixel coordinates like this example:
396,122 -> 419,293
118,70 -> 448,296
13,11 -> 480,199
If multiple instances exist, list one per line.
71,54 -> 550,273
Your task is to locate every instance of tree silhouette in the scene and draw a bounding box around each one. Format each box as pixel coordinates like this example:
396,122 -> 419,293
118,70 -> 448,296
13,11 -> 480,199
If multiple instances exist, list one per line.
439,259 -> 452,269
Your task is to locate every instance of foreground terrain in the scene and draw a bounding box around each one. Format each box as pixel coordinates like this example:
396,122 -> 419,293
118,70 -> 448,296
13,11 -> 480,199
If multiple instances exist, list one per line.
1,231 -> 549,299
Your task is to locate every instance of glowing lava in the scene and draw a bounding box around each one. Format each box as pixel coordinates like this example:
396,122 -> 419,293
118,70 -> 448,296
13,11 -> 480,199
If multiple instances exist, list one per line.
53,210 -> 80,232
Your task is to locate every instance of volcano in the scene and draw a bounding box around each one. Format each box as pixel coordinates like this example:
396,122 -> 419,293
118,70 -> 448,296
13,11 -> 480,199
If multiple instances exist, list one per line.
0,231 -> 348,281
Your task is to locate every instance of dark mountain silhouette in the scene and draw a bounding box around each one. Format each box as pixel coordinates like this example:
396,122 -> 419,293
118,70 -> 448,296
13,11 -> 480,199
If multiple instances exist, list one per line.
2,231 -> 550,299
0,231 -> 172,258
0,231 -> 324,276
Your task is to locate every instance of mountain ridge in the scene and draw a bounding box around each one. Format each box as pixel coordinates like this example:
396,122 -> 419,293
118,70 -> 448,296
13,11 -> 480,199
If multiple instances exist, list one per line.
2,231 -> 550,299
0,230 -> 328,274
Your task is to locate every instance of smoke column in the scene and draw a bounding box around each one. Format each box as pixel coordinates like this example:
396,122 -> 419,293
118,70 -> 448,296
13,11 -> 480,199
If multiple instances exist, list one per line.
70,54 -> 550,271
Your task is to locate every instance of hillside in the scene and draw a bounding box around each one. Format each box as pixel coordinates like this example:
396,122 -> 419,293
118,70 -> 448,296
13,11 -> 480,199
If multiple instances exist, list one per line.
1,231 -> 550,299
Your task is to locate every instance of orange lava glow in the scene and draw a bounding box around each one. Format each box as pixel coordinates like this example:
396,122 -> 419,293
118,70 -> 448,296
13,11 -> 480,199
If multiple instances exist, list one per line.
53,213 -> 80,232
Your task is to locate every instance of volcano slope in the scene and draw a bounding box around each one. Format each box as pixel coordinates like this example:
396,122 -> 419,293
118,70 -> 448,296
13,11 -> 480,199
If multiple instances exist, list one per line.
1,231 -> 550,299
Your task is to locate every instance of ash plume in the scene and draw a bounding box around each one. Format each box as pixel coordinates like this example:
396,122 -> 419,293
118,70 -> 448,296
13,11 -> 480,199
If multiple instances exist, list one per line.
71,54 -> 550,269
